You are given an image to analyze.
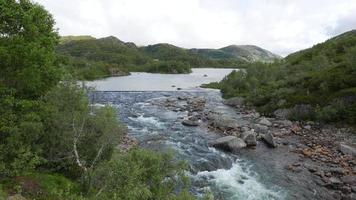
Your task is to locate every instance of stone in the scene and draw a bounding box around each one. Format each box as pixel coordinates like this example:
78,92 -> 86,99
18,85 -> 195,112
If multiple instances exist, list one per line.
304,163 -> 318,173
258,117 -> 272,126
211,136 -> 247,152
275,120 -> 293,127
182,119 -> 200,126
304,125 -> 312,130
241,130 -> 257,146
341,175 -> 356,185
209,115 -> 239,130
273,108 -> 291,119
263,132 -> 277,148
223,97 -> 245,107
328,177 -> 343,189
339,143 -> 356,157
253,124 -> 269,133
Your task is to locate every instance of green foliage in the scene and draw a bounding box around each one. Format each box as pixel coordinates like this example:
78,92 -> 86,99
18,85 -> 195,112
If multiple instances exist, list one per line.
0,184 -> 7,199
0,0 -> 61,177
146,60 -> 192,74
28,173 -> 81,200
0,0 -> 61,99
41,81 -> 125,177
85,149 -> 195,200
212,30 -> 356,124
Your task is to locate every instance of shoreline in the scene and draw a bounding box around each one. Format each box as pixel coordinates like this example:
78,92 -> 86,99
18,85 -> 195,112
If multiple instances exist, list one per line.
154,92 -> 356,199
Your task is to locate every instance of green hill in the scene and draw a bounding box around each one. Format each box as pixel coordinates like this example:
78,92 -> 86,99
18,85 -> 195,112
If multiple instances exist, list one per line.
57,36 -> 280,79
207,30 -> 356,124
190,45 -> 281,62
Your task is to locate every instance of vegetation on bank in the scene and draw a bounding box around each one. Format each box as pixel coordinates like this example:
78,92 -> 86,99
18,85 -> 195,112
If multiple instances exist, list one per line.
205,30 -> 356,124
0,1 -> 202,199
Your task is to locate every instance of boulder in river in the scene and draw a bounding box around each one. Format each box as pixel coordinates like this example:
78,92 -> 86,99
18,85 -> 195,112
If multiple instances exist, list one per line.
209,114 -> 239,131
241,130 -> 257,146
263,132 -> 277,148
211,136 -> 246,152
258,117 -> 272,126
223,97 -> 245,107
182,119 -> 200,126
253,124 -> 269,134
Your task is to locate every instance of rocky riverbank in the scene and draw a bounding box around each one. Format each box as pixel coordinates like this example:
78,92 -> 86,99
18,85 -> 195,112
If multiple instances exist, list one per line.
152,94 -> 356,200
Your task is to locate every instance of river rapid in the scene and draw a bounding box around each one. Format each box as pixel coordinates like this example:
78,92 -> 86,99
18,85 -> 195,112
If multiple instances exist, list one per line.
87,69 -> 289,200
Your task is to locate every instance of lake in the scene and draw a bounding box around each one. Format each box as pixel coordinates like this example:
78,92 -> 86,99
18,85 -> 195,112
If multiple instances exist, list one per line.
85,68 -> 235,91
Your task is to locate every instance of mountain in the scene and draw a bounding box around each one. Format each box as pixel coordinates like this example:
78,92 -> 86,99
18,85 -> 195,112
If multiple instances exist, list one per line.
56,35 -> 280,79
190,45 -> 281,62
208,30 -> 356,124
59,35 -> 96,44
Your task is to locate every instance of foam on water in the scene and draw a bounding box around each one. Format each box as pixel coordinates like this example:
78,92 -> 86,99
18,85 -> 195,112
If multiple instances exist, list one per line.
128,115 -> 165,128
195,162 -> 286,200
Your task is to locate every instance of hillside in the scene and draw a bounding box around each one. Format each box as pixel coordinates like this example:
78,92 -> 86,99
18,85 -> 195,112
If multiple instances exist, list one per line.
206,30 -> 356,124
56,36 -> 280,79
190,45 -> 281,62
59,35 -> 96,44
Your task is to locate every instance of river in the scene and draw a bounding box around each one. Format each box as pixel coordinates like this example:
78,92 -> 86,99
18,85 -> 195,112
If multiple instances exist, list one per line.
87,68 -> 288,200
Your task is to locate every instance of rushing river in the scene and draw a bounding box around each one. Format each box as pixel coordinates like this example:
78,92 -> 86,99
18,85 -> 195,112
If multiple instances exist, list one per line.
87,68 -> 288,200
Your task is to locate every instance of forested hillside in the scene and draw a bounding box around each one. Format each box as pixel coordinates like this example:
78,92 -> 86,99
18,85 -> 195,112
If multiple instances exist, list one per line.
57,36 -> 280,80
206,30 -> 356,124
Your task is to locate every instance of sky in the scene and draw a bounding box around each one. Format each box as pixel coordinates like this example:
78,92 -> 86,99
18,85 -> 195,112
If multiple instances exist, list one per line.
35,0 -> 356,56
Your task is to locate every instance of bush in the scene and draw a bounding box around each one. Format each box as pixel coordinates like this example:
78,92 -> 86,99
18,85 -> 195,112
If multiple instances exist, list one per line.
84,149 -> 195,200
41,81 -> 125,178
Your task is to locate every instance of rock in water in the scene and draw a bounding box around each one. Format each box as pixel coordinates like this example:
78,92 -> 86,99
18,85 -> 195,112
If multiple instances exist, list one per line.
339,143 -> 356,157
211,136 -> 246,152
263,132 -> 277,148
182,119 -> 200,126
253,124 -> 269,134
258,117 -> 272,126
241,130 -> 257,146
223,97 -> 245,107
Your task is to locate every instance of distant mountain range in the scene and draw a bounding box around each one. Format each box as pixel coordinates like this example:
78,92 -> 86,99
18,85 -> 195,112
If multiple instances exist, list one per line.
56,35 -> 280,79
58,35 -> 280,63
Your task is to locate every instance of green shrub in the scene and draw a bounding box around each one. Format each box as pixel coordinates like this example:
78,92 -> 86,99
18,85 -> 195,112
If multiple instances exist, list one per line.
84,149 -> 195,200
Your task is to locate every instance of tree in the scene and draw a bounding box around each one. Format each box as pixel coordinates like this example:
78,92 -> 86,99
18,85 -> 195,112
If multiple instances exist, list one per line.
0,0 -> 60,99
0,0 -> 60,177
42,81 -> 125,177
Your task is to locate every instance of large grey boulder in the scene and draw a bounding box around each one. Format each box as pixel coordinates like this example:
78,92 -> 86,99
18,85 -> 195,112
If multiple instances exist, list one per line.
182,119 -> 200,126
339,143 -> 356,157
253,124 -> 269,134
263,132 -> 277,148
241,130 -> 257,146
223,97 -> 245,107
211,136 -> 246,152
209,114 -> 239,130
258,117 -> 272,126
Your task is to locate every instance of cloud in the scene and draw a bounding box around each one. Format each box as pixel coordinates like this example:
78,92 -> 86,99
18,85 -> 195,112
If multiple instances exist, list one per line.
35,0 -> 356,56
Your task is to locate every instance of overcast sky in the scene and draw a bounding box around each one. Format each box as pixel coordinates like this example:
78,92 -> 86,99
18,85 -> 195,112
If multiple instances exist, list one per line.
35,0 -> 356,56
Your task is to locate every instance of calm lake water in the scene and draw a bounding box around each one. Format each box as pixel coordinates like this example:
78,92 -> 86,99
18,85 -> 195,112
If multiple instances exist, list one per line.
85,68 -> 235,91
